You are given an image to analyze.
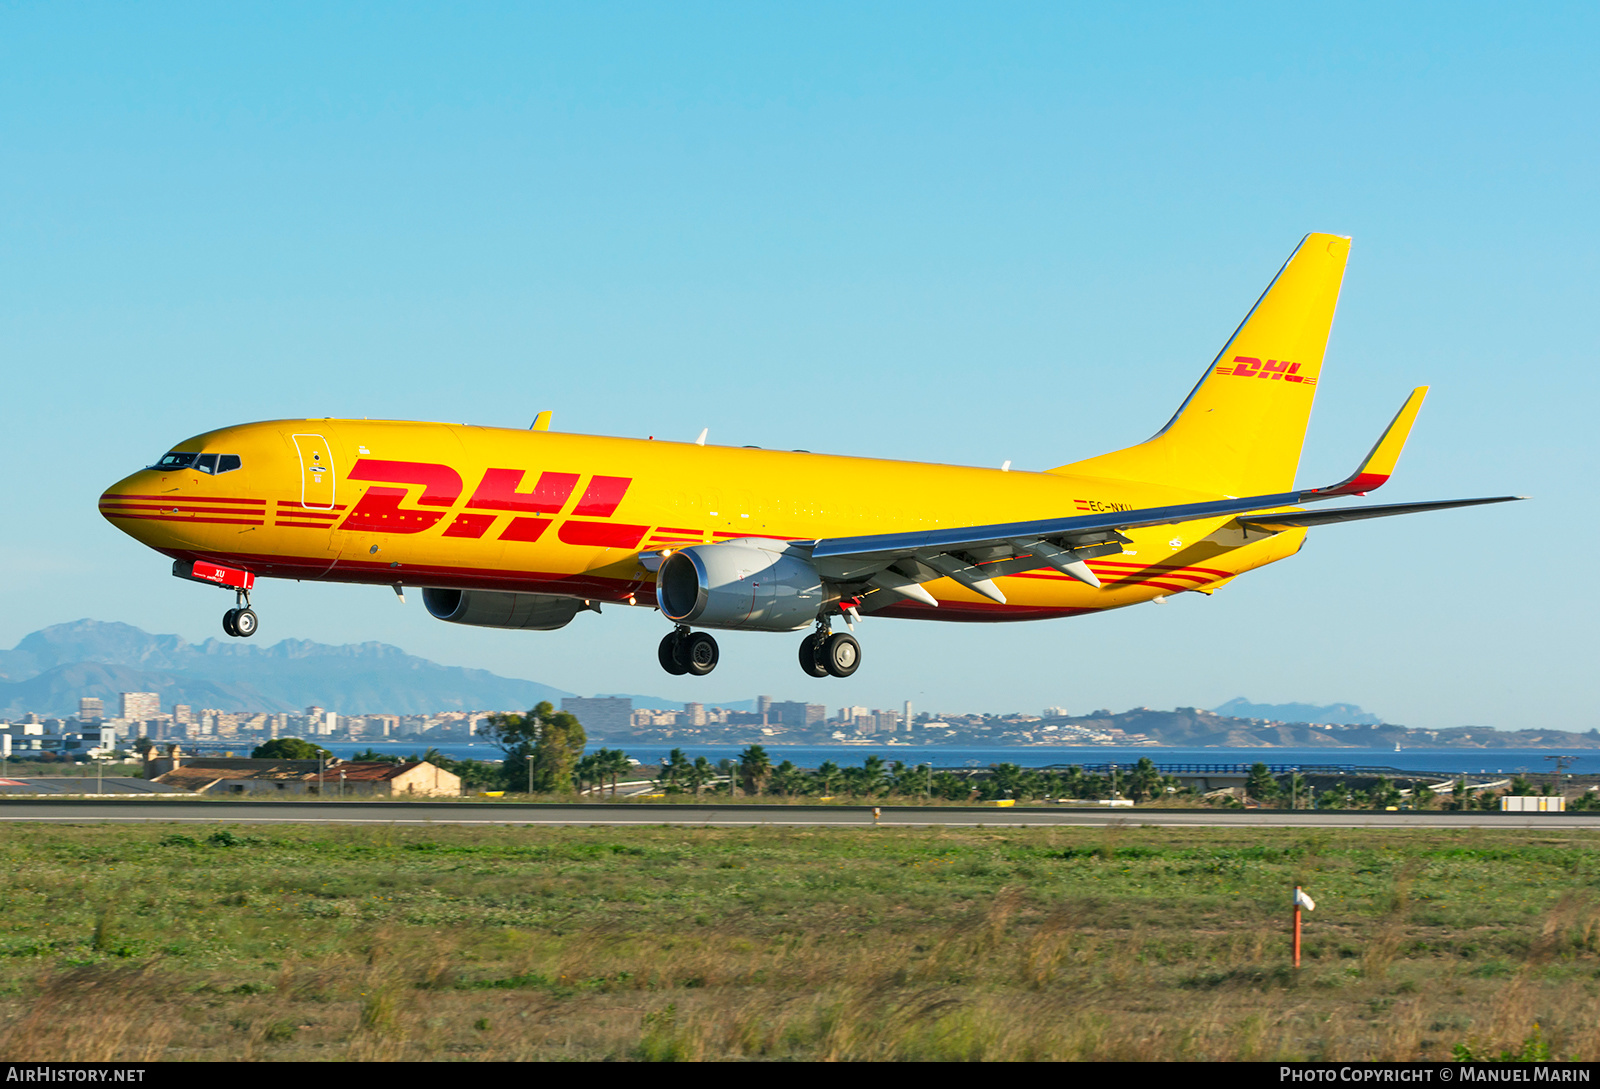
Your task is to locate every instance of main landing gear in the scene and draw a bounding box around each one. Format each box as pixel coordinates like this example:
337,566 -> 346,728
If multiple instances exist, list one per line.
659,626 -> 719,676
222,588 -> 258,639
799,620 -> 860,679
655,618 -> 862,679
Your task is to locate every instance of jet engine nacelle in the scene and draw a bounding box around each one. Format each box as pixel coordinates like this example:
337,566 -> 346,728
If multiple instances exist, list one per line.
422,588 -> 589,631
656,539 -> 833,632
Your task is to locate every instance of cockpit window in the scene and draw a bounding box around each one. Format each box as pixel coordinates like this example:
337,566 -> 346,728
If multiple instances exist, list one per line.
154,451 -> 243,474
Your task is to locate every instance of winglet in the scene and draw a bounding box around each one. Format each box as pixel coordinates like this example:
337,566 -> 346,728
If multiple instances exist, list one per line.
1303,386 -> 1427,499
531,411 -> 553,432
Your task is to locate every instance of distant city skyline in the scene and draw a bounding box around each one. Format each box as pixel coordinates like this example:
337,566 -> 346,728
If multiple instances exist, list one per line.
1,618 -> 1396,730
2,6 -> 1593,731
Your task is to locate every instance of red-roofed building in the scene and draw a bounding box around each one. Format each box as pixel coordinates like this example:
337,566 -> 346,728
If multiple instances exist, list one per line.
151,757 -> 460,798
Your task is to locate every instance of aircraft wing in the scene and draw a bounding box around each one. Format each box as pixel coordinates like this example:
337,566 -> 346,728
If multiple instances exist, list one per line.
802,386 -> 1522,607
805,490 -> 1521,605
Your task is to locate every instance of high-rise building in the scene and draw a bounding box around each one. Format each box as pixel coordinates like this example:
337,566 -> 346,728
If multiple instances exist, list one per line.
78,697 -> 104,723
120,692 -> 161,722
769,701 -> 826,728
684,702 -> 706,726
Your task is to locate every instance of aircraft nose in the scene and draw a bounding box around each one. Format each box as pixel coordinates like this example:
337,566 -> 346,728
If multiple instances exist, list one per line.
98,470 -> 167,540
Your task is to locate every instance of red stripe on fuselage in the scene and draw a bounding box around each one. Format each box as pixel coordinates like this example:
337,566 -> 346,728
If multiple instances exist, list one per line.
101,513 -> 264,527
102,493 -> 265,505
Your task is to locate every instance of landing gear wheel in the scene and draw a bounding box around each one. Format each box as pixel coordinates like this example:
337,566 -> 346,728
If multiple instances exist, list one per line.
232,608 -> 259,638
798,632 -> 829,678
658,631 -> 689,675
683,632 -> 719,676
222,608 -> 240,637
823,632 -> 861,678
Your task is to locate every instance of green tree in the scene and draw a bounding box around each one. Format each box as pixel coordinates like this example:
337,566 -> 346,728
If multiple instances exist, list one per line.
739,745 -> 773,796
483,702 -> 587,793
930,771 -> 970,801
252,737 -> 332,760
601,749 -> 633,796
687,756 -> 714,796
350,748 -> 402,764
815,760 -> 842,796
658,748 -> 691,793
1126,757 -> 1164,803
770,760 -> 808,796
574,752 -> 603,795
1368,776 -> 1403,809
1244,763 -> 1279,805
988,763 -> 1025,800
840,756 -> 888,798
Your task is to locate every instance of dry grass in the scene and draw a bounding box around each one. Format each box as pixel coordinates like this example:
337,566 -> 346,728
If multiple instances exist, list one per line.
0,822 -> 1595,1060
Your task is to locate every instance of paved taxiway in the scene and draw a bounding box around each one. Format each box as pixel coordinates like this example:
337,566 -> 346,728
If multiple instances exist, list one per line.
0,799 -> 1597,829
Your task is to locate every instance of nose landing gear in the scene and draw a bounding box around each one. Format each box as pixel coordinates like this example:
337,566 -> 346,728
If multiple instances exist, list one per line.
223,589 -> 258,638
173,561 -> 260,640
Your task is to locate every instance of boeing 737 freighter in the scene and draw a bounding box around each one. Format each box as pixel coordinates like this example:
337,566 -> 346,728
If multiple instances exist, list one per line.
100,234 -> 1519,679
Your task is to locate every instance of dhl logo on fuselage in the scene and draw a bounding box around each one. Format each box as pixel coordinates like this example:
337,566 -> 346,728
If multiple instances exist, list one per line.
324,459 -> 647,550
1214,355 -> 1316,385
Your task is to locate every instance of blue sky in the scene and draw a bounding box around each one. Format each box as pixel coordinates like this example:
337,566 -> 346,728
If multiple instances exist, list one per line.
2,3 -> 1595,729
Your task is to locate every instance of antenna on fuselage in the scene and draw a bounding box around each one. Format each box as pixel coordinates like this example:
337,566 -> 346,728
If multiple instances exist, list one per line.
531,411 -> 553,431
694,428 -> 708,446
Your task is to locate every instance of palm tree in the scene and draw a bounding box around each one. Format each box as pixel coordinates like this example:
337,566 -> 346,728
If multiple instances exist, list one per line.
858,755 -> 887,796
990,763 -> 1025,800
658,748 -> 691,793
574,753 -> 602,796
770,760 -> 807,796
815,760 -> 841,797
687,756 -> 713,796
739,745 -> 773,796
1244,762 -> 1278,805
599,748 -> 632,796
1127,758 -> 1163,803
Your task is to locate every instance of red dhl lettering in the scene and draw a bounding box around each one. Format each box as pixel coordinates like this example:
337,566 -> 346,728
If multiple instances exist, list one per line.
1214,355 -> 1316,385
467,469 -> 578,513
348,459 -> 462,505
335,463 -> 637,544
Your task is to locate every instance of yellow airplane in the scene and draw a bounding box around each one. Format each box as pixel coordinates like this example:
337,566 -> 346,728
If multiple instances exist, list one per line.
100,234 -> 1518,680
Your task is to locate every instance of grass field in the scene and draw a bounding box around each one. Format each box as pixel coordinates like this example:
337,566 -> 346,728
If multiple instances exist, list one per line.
0,821 -> 1594,1061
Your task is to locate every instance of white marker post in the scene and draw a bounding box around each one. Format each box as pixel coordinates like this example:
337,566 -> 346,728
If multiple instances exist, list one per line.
1293,886 -> 1316,968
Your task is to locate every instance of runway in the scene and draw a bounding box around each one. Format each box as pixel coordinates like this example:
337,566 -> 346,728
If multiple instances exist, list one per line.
0,798 -> 1596,829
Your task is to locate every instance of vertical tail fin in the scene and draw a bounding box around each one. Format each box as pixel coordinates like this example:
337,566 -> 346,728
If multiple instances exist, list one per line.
1054,233 -> 1351,496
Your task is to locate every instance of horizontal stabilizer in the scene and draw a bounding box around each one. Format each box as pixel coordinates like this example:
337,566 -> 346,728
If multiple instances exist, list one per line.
1237,495 -> 1523,531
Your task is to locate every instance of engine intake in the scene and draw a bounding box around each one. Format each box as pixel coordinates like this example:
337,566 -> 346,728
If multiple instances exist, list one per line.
657,540 -> 832,632
422,588 -> 590,631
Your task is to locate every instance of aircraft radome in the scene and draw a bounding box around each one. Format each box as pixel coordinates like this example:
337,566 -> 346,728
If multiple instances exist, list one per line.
100,234 -> 1520,679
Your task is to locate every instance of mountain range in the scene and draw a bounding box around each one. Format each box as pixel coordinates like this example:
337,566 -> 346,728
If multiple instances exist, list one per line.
1209,697 -> 1382,726
0,620 -> 574,717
